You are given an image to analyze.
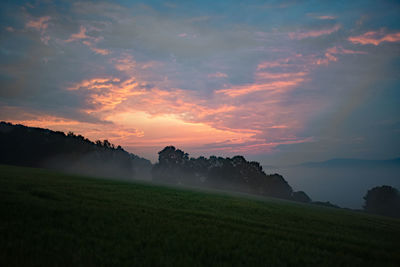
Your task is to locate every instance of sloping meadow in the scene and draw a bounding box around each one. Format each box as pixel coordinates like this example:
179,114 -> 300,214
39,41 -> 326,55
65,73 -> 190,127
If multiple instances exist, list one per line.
1,164 -> 399,266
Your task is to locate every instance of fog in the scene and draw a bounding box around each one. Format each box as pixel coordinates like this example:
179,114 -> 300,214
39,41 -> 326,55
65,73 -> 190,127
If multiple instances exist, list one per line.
267,164 -> 400,209
42,152 -> 152,182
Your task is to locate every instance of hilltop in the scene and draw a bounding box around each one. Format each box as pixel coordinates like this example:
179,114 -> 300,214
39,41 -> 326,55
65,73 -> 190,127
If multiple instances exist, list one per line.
0,121 -> 152,180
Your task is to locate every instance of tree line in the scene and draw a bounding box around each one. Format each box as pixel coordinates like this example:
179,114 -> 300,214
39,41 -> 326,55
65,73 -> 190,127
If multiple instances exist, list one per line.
152,146 -> 311,203
1,121 -> 399,217
0,121 -> 152,180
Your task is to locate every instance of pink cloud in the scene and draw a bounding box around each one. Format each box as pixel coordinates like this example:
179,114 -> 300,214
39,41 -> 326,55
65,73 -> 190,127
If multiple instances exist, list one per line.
82,41 -> 110,55
5,26 -> 15,32
25,16 -> 51,44
289,24 -> 341,40
53,48 -> 364,155
218,56 -> 309,97
257,54 -> 304,70
255,71 -> 307,80
316,15 -> 336,20
178,33 -> 197,39
326,46 -> 367,55
66,26 -> 89,42
66,26 -> 109,55
216,79 -> 306,97
315,46 -> 367,65
348,30 -> 400,45
26,16 -> 50,31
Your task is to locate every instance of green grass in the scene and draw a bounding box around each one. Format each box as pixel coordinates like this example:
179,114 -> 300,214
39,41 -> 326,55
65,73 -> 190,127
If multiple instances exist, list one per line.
1,164 -> 399,266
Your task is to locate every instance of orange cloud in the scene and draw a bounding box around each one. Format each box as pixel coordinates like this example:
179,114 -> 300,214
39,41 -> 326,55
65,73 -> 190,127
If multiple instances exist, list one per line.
217,69 -> 307,97
68,77 -> 143,112
348,30 -> 400,46
65,26 -> 110,55
82,41 -> 110,55
289,24 -> 340,40
106,111 -> 256,150
113,54 -> 136,72
217,79 -> 305,97
59,47 -> 354,156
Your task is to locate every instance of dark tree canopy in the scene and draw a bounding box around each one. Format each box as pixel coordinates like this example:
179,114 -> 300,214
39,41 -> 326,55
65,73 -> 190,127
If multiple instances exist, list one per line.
152,146 -> 308,202
0,121 -> 152,180
363,185 -> 400,218
292,191 -> 311,203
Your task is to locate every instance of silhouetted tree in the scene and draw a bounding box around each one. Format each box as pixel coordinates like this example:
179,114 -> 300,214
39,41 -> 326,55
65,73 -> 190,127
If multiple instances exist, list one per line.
363,185 -> 400,218
312,201 -> 340,208
152,146 -> 296,201
0,121 -> 152,180
103,139 -> 111,149
292,191 -> 311,203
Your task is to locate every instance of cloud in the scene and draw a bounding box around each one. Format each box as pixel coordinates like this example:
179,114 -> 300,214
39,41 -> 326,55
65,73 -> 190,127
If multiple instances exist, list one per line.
66,26 -> 110,55
315,46 -> 367,65
82,41 -> 110,55
289,24 -> 341,40
326,46 -> 367,55
113,54 -> 136,72
67,77 -> 143,112
3,0 -> 396,163
66,26 -> 89,42
5,26 -> 15,32
306,13 -> 336,20
208,72 -> 228,78
316,15 -> 336,20
65,62 -> 315,156
177,32 -> 197,39
25,16 -> 51,44
219,54 -> 311,97
26,16 -> 51,31
348,30 -> 400,46
216,79 -> 306,97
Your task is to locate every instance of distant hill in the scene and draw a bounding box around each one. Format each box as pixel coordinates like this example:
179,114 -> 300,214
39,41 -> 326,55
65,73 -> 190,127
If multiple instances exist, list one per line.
300,158 -> 400,168
0,121 -> 152,180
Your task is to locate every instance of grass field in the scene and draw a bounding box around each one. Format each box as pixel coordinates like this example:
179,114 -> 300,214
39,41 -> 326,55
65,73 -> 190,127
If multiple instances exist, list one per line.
1,164 -> 399,266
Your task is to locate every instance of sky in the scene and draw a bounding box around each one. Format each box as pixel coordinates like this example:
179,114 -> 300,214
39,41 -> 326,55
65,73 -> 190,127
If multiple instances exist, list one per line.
0,0 -> 399,164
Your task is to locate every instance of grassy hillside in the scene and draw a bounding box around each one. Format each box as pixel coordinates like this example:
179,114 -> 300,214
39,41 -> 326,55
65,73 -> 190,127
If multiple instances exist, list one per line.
1,165 -> 399,266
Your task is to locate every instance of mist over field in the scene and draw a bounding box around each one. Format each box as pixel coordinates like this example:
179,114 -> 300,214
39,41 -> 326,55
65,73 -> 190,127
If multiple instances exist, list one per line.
1,0 -> 400,265
268,160 -> 400,209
